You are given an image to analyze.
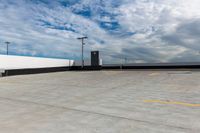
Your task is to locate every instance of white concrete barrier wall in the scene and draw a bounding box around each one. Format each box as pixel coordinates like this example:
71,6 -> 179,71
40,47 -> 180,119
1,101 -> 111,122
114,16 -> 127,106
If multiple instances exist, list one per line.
0,55 -> 74,70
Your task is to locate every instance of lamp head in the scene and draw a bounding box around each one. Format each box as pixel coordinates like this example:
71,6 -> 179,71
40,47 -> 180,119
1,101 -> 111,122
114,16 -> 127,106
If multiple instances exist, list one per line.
77,36 -> 88,40
5,41 -> 10,44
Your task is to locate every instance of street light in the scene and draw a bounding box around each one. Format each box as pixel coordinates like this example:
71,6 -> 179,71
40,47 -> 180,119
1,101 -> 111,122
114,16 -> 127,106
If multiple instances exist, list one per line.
5,41 -> 10,55
124,57 -> 128,64
77,36 -> 88,69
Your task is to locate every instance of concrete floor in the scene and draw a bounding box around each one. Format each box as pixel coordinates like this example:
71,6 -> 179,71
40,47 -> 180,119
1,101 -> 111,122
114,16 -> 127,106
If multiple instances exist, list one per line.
0,70 -> 200,133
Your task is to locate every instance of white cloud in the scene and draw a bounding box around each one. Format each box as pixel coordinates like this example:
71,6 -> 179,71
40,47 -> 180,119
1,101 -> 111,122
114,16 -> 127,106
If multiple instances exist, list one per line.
0,0 -> 200,63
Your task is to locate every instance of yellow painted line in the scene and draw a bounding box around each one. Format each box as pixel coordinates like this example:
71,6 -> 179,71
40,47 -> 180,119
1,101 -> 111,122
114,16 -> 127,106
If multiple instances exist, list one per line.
149,73 -> 160,76
144,100 -> 200,107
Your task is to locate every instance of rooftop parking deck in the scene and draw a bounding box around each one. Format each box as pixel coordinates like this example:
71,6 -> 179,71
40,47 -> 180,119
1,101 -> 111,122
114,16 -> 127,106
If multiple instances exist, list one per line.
0,70 -> 200,133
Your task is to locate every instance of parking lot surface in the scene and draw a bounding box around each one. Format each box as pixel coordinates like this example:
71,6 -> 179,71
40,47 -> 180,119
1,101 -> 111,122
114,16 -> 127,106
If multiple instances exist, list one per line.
0,70 -> 200,133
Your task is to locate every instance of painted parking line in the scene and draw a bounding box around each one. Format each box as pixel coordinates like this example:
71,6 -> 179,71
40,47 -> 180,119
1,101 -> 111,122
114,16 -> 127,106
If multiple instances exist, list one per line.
144,100 -> 200,107
149,73 -> 160,76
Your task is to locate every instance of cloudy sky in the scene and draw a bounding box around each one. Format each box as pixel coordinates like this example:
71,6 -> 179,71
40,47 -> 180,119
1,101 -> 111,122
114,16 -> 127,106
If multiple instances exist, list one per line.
0,0 -> 200,63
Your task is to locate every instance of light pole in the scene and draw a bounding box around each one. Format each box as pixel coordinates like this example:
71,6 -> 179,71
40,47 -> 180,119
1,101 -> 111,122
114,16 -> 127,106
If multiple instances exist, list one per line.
5,41 -> 10,55
77,36 -> 88,69
124,57 -> 128,64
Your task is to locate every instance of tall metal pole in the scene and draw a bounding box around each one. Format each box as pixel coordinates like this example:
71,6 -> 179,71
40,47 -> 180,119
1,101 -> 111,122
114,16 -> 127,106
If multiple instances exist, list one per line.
125,57 -> 128,64
5,42 -> 10,55
77,37 -> 88,69
81,39 -> 84,68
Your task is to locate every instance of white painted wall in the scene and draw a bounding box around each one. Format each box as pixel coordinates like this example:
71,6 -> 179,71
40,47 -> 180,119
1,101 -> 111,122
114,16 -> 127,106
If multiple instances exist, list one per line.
0,55 -> 74,70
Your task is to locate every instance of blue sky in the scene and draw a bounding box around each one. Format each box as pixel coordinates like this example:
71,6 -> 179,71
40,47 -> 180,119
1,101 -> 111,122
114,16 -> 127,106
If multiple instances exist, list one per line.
0,0 -> 200,63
